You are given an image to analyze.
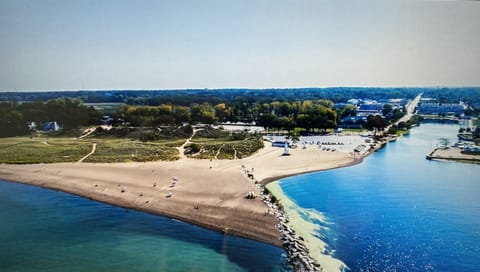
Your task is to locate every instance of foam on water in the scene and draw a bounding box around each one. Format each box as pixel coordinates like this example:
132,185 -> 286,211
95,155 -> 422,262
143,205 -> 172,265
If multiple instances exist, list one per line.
267,182 -> 347,272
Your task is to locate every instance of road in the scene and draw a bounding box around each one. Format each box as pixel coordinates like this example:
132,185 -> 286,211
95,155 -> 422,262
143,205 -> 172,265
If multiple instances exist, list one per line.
396,93 -> 422,125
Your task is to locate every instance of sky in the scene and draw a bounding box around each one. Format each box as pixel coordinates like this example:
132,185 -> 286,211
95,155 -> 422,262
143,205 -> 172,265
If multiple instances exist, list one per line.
0,0 -> 479,91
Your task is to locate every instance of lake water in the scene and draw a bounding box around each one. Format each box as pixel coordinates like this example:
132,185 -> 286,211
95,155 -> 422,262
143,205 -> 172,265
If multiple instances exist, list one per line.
0,181 -> 286,271
2,123 -> 479,272
277,123 -> 480,271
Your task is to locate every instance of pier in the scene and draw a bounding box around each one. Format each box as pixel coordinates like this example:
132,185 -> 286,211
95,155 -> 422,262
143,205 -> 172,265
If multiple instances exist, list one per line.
426,148 -> 480,163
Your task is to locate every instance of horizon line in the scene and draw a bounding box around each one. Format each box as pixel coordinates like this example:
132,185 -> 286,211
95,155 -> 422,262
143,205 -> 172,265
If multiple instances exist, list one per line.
2,85 -> 480,93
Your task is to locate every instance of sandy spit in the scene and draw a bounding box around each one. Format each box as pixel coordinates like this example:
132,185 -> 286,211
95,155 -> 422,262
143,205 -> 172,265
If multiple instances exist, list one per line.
0,143 -> 361,246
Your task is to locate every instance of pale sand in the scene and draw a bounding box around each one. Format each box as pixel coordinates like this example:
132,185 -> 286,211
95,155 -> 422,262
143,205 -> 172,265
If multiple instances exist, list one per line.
0,142 -> 361,247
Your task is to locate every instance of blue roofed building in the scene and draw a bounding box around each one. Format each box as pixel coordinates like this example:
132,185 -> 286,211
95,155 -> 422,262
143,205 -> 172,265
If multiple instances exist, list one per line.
417,103 -> 464,115
43,121 -> 61,132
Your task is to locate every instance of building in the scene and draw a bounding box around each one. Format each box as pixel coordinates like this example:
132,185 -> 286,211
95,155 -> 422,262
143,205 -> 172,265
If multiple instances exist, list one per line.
339,115 -> 367,129
357,104 -> 383,116
43,121 -> 61,132
417,103 -> 464,115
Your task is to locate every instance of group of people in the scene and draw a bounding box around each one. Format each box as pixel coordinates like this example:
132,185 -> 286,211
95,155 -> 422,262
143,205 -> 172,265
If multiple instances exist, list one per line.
152,176 -> 179,198
245,190 -> 257,199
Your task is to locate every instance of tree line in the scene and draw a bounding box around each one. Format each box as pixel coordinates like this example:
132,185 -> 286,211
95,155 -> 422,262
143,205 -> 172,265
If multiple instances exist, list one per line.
0,98 -> 100,137
117,99 -> 339,132
1,96 -> 404,137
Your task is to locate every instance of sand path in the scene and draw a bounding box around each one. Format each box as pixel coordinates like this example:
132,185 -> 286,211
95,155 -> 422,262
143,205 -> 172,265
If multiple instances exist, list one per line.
77,143 -> 97,163
177,128 -> 201,160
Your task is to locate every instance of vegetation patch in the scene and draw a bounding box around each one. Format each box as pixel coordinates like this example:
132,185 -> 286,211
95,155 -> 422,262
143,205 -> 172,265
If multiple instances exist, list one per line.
84,139 -> 179,163
0,137 -> 92,164
92,125 -> 192,144
186,135 -> 263,160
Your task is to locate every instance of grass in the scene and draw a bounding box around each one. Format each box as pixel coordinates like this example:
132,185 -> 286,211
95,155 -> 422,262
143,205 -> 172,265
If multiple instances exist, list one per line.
0,136 -> 92,164
85,138 -> 179,163
186,136 -> 264,160
0,126 -> 263,163
0,135 -> 180,164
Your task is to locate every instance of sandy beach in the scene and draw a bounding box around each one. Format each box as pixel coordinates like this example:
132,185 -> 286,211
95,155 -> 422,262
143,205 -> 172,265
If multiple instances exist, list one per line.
0,142 -> 362,247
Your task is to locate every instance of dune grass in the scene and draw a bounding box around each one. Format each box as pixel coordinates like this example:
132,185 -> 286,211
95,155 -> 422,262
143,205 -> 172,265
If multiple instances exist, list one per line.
0,127 -> 262,164
0,136 -> 180,164
186,136 -> 264,160
0,137 -> 92,164
85,138 -> 179,162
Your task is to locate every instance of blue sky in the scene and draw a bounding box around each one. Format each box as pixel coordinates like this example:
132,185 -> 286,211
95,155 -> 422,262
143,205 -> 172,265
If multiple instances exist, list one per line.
1,0 -> 479,91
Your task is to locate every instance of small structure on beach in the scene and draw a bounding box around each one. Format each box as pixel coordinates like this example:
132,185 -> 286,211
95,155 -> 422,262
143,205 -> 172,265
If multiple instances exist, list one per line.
282,142 -> 290,156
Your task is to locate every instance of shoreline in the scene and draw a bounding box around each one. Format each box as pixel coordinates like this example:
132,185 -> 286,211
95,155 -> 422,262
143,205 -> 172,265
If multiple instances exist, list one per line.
259,156 -> 364,186
0,140 -> 373,270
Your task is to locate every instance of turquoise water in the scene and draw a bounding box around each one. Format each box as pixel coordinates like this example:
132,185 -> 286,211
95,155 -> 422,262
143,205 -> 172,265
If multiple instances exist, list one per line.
0,181 -> 286,271
278,123 -> 480,271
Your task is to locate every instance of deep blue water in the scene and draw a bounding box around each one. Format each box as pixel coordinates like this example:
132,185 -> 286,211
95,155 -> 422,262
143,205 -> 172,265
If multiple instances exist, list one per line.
279,123 -> 480,272
0,181 -> 285,271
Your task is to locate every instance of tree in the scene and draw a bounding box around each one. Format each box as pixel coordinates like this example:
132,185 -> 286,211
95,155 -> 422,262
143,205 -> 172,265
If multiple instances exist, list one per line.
214,103 -> 231,122
278,116 -> 295,131
258,113 -> 278,130
397,121 -> 408,130
173,106 -> 190,125
364,115 -> 389,131
296,113 -> 314,132
191,102 -> 217,124
337,105 -> 357,119
382,104 -> 393,116
391,108 -> 405,121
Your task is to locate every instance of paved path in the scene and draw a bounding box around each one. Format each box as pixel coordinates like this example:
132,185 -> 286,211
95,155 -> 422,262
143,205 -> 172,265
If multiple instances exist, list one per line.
77,143 -> 97,163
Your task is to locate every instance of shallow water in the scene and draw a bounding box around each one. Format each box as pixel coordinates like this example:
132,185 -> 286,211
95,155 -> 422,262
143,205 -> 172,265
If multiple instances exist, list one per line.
0,180 -> 286,272
278,123 -> 480,271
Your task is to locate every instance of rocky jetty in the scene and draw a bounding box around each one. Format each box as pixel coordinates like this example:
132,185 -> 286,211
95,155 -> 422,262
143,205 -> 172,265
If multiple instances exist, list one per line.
256,182 -> 323,271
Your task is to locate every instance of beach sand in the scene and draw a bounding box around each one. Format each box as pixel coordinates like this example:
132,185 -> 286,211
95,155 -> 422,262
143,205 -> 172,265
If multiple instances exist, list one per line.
0,142 -> 361,247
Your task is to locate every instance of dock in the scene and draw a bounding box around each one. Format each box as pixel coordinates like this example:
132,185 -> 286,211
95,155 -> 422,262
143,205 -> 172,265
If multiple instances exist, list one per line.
426,148 -> 480,163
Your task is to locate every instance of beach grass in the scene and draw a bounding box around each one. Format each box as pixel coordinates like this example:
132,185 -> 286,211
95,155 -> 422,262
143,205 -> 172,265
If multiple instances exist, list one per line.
0,136 -> 92,164
185,127 -> 264,159
0,136 -> 180,164
85,138 -> 179,162
187,137 -> 264,159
